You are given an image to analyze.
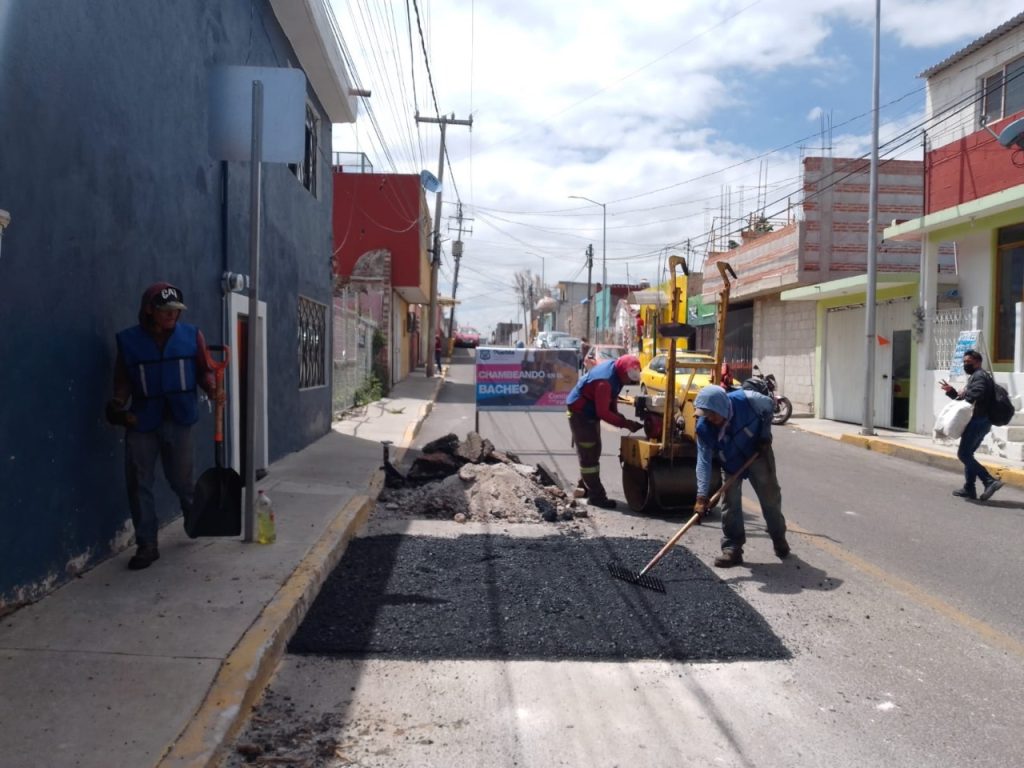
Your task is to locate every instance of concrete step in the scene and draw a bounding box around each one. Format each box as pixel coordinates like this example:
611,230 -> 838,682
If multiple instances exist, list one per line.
991,425 -> 1024,442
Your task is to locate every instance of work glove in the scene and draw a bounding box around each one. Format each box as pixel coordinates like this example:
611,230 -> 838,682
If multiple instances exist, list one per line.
693,495 -> 709,519
625,419 -> 643,433
105,399 -> 137,428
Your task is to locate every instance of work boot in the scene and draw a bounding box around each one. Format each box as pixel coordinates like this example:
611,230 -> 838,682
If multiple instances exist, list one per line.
588,496 -> 617,510
952,486 -> 977,500
773,537 -> 791,559
980,479 -> 1004,501
128,544 -> 160,570
713,548 -> 743,568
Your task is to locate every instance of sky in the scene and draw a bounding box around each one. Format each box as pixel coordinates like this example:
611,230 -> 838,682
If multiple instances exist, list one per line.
330,0 -> 1024,339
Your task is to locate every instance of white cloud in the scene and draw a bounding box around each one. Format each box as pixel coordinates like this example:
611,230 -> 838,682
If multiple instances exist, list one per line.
807,106 -> 825,122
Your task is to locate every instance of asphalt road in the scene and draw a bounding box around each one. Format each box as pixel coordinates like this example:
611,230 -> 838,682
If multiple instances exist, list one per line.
224,349 -> 1024,768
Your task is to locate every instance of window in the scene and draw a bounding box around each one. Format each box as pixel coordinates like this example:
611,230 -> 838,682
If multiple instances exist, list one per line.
995,223 -> 1024,362
290,104 -> 319,197
298,296 -> 327,388
981,56 -> 1024,124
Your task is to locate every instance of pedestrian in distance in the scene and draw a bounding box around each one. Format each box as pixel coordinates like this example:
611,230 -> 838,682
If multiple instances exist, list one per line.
693,384 -> 789,568
579,336 -> 591,372
566,354 -> 644,509
107,283 -> 223,570
434,333 -> 443,375
939,349 -> 1003,501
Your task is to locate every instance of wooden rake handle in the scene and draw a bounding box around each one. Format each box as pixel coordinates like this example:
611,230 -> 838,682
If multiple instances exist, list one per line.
638,451 -> 761,578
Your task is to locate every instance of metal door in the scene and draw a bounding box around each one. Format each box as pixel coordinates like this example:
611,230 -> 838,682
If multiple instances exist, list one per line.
823,306 -> 865,423
824,299 -> 911,426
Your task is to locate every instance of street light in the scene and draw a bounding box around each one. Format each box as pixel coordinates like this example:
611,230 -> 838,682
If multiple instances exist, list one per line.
568,195 -> 607,335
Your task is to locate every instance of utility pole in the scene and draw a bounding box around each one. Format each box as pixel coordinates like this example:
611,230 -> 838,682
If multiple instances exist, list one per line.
415,112 -> 472,377
585,243 -> 594,342
861,0 -> 880,436
446,202 -> 473,351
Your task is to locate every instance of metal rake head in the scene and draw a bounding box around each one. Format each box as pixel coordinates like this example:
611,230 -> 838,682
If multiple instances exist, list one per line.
607,562 -> 666,593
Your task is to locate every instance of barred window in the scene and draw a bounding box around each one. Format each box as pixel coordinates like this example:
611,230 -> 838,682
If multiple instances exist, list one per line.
290,104 -> 319,197
298,296 -> 327,389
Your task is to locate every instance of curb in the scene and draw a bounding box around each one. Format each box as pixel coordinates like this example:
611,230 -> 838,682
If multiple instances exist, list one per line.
799,428 -> 1024,491
156,493 -> 376,768
157,376 -> 444,768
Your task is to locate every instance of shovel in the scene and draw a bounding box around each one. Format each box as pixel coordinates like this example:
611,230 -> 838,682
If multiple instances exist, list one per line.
187,345 -> 242,538
608,452 -> 760,592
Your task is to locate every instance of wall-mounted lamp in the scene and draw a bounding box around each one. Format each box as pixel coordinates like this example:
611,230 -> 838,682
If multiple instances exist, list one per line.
222,271 -> 249,293
0,209 -> 10,261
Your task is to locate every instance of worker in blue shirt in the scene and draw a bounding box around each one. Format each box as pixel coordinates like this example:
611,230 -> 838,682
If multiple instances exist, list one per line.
693,384 -> 789,568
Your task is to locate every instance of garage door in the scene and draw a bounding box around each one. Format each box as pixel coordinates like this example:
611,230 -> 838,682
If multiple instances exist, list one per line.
823,299 -> 911,427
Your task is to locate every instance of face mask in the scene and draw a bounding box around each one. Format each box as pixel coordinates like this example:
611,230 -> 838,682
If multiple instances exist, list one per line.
627,368 -> 641,383
963,362 -> 976,374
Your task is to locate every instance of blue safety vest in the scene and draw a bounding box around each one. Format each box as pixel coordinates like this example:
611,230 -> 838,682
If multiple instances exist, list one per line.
696,389 -> 765,474
117,323 -> 200,432
566,360 -> 623,419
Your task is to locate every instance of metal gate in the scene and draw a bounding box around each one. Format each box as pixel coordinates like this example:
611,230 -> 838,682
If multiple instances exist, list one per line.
823,299 -> 911,427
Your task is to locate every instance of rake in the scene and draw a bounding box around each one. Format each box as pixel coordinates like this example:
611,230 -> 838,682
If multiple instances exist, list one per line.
608,452 -> 759,592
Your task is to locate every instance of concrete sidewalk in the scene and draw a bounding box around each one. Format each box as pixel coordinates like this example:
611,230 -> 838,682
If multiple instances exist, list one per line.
0,371 -> 444,768
788,417 -> 1024,489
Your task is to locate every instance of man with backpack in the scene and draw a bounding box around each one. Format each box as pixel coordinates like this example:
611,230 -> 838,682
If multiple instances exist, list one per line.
939,349 -> 1003,501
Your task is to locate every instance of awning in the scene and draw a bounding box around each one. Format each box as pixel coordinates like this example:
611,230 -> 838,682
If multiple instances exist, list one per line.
780,274 -> 920,301
628,289 -> 670,306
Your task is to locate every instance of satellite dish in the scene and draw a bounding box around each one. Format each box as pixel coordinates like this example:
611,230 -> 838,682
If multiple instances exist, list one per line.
997,117 -> 1024,150
420,170 -> 443,194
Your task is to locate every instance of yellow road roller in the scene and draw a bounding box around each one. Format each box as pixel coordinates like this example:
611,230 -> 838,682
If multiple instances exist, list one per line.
619,258 -> 737,513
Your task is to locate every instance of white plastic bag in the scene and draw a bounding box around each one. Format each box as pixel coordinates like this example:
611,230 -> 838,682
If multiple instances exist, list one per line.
933,399 -> 973,442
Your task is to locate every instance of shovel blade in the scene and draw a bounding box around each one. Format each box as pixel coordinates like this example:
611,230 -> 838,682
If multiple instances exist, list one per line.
188,467 -> 243,537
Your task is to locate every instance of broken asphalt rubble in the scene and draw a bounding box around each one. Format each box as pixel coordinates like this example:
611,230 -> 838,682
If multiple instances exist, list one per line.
379,431 -> 584,524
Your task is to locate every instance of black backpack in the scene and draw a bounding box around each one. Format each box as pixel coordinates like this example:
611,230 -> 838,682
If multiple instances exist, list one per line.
988,379 -> 1015,427
742,377 -> 770,397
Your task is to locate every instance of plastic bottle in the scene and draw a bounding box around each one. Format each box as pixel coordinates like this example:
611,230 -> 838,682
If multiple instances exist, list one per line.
255,490 -> 276,544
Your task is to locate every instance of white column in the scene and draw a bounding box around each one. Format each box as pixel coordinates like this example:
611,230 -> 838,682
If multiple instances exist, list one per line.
919,238 -> 939,369
1015,302 -> 1023,373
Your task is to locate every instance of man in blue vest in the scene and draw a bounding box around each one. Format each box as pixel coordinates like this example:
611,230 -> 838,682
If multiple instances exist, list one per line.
693,384 -> 789,568
566,354 -> 643,508
109,283 -> 221,570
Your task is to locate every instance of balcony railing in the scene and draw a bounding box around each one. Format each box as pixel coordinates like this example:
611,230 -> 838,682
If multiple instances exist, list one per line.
332,151 -> 374,174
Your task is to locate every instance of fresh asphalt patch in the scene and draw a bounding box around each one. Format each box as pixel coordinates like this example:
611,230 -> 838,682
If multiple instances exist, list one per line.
290,534 -> 789,662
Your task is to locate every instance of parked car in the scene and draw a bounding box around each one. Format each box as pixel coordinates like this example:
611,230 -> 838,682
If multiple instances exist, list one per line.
536,331 -> 569,348
454,327 -> 481,348
553,336 -> 582,351
639,352 -> 715,396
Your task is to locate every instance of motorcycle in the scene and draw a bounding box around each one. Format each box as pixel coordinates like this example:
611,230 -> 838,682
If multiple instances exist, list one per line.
748,365 -> 793,425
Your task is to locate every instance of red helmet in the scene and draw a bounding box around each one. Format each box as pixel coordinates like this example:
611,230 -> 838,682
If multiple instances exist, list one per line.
614,354 -> 642,383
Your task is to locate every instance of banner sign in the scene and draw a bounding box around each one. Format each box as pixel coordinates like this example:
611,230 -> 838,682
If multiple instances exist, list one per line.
475,347 -> 579,411
949,330 -> 983,377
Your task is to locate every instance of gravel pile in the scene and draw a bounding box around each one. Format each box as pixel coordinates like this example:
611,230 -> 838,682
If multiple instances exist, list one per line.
378,432 -> 584,524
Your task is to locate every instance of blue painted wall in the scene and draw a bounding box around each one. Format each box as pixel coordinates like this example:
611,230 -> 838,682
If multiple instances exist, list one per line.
0,1 -> 335,610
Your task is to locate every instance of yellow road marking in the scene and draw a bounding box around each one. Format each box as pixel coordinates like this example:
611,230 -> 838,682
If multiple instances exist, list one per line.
742,498 -> 1024,658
